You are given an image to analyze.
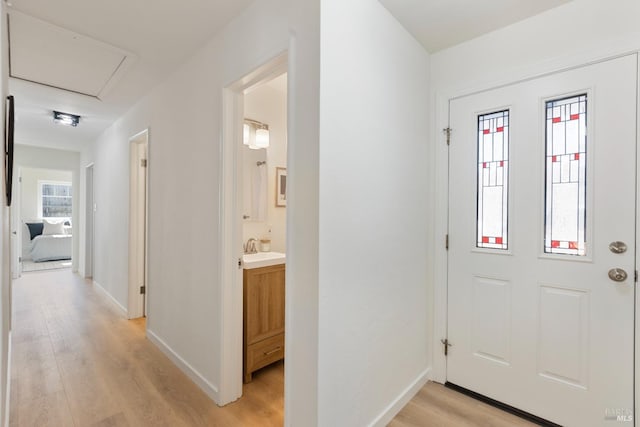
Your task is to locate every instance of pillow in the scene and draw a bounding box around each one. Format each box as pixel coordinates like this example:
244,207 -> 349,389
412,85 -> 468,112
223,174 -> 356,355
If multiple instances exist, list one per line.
43,219 -> 66,235
25,222 -> 44,240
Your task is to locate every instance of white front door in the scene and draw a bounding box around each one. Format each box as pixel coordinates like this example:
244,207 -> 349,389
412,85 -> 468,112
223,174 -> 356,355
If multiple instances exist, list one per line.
447,55 -> 636,426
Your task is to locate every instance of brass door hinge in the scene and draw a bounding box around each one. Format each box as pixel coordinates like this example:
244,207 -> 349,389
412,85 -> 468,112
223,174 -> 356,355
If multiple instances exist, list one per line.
443,127 -> 452,146
140,159 -> 148,167
139,286 -> 146,295
441,338 -> 452,356
446,234 -> 449,250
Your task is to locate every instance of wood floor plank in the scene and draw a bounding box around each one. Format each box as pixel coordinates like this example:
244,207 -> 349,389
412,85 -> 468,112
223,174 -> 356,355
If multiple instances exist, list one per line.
91,412 -> 130,427
9,377 -> 19,427
56,360 -> 124,426
16,390 -> 75,427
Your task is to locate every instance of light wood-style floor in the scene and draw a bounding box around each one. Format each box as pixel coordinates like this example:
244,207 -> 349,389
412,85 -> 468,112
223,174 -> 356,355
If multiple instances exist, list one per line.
10,269 -> 537,427
389,382 -> 537,427
10,269 -> 283,426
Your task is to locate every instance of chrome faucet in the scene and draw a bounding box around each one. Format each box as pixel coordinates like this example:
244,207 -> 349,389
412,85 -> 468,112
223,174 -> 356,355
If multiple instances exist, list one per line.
244,238 -> 258,254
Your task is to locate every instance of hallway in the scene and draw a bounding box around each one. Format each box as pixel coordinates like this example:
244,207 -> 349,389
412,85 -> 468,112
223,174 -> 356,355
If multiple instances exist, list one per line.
9,270 -> 283,426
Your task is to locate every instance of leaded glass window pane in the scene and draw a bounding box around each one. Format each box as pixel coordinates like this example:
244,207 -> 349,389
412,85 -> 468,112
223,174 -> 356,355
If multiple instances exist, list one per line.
544,94 -> 587,256
477,110 -> 509,250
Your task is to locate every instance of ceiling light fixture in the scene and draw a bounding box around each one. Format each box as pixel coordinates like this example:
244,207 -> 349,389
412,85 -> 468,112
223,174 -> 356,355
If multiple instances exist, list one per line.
53,111 -> 80,127
243,118 -> 269,149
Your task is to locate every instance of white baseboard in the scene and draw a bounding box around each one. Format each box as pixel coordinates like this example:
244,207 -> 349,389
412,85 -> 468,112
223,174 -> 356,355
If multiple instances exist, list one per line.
92,281 -> 127,317
146,329 -> 219,403
4,331 -> 11,427
369,367 -> 431,427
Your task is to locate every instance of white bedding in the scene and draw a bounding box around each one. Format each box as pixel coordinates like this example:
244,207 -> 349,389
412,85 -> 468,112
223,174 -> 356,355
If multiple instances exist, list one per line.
30,234 -> 72,262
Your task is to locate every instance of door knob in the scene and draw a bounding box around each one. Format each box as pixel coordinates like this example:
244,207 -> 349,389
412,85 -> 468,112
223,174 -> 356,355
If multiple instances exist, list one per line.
609,241 -> 627,254
608,268 -> 628,282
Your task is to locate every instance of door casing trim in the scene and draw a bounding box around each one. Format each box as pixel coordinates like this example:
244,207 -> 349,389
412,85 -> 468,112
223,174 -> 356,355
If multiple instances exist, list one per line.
127,128 -> 149,320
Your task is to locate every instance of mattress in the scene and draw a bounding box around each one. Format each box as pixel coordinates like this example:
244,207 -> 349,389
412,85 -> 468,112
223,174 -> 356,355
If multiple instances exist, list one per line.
30,234 -> 72,262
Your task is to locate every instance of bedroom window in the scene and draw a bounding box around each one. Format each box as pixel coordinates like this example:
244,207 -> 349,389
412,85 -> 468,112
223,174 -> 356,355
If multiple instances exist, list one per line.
39,181 -> 72,218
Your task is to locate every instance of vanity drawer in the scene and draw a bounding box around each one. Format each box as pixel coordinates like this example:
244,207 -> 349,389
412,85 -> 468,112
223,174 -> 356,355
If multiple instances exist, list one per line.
246,333 -> 284,377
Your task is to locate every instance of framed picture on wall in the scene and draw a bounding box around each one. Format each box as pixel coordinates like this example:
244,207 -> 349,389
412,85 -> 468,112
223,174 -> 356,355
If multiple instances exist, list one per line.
5,95 -> 14,207
276,167 -> 286,207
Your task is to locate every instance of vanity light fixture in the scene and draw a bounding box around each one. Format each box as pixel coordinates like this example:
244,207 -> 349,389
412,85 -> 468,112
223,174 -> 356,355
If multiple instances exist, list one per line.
53,111 -> 80,127
254,125 -> 269,149
243,118 -> 269,149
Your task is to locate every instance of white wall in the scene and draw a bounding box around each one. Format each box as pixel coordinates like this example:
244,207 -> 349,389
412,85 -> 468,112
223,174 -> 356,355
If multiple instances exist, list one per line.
13,145 -> 80,272
429,0 -> 640,383
20,168 -> 72,221
79,118 -> 131,307
318,1 -> 430,425
285,1 -> 320,423
243,79 -> 287,252
79,1 -> 322,424
431,0 -> 640,94
14,145 -> 80,171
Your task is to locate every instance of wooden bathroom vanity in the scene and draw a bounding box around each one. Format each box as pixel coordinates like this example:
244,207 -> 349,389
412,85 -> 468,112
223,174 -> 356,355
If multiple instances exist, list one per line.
243,262 -> 285,383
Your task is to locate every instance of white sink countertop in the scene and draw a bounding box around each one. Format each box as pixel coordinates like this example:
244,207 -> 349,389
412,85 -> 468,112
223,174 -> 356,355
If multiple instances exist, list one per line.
242,251 -> 286,269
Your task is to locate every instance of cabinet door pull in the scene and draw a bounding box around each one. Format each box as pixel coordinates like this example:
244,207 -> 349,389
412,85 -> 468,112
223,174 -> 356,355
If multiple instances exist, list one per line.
263,347 -> 282,356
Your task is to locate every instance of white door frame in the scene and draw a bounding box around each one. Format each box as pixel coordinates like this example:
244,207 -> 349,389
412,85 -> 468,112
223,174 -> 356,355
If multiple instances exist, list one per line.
84,163 -> 95,278
219,52 -> 288,405
10,167 -> 21,279
128,129 -> 149,319
432,51 -> 640,416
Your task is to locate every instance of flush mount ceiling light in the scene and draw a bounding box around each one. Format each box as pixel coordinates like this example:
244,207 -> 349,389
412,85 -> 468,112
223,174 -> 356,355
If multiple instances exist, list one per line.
243,118 -> 269,149
53,111 -> 80,127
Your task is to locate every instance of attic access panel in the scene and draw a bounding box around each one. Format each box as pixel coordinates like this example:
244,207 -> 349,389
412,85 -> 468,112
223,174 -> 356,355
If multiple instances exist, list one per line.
9,11 -> 133,99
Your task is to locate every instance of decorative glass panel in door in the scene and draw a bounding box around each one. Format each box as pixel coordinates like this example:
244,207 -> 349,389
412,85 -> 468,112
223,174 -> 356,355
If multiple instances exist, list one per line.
544,95 -> 587,256
477,110 -> 509,250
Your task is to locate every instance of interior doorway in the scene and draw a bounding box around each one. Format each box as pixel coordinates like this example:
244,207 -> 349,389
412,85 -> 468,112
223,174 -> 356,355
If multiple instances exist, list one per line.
240,72 -> 287,387
128,129 -> 149,319
17,167 -> 74,274
219,53 -> 288,406
84,163 -> 94,278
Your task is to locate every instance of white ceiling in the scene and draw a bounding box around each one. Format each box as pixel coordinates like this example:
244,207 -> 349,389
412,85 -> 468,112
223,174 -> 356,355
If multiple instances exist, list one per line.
9,11 -> 132,98
10,0 -> 573,153
378,0 -> 572,53
8,0 -> 254,152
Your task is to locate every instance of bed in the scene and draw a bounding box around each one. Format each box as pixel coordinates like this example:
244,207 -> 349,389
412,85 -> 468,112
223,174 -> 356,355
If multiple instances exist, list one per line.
23,220 -> 72,262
